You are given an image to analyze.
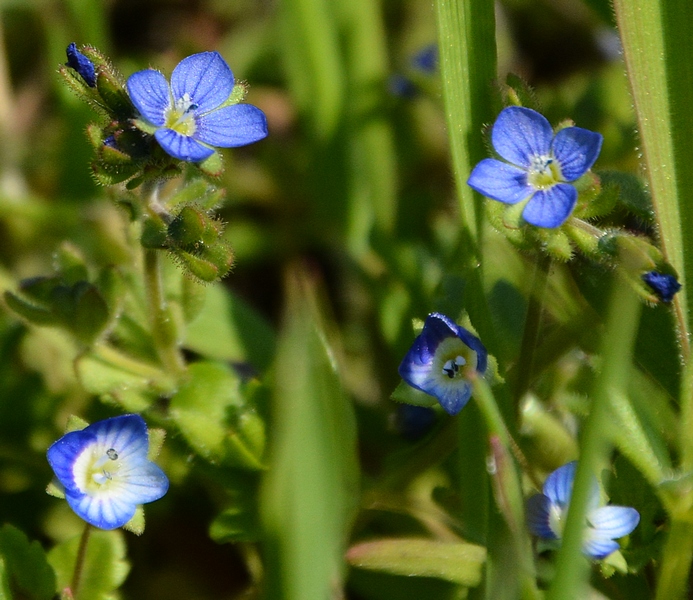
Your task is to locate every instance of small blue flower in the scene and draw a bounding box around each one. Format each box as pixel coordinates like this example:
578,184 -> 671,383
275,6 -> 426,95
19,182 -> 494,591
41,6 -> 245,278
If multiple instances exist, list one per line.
398,313 -> 488,416
47,414 -> 169,530
66,43 -> 96,88
527,462 -> 640,559
411,44 -> 438,73
467,107 -> 603,228
126,51 -> 268,162
642,271 -> 681,303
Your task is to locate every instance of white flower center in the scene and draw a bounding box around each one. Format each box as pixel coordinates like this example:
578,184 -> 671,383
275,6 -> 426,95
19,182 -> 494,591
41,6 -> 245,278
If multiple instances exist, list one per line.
164,92 -> 198,136
435,337 -> 477,383
527,154 -> 563,190
72,445 -> 123,495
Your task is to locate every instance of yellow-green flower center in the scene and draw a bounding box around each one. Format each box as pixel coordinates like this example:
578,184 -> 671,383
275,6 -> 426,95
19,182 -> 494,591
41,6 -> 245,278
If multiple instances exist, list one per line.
436,337 -> 477,381
527,155 -> 563,190
73,445 -> 122,495
163,93 -> 198,136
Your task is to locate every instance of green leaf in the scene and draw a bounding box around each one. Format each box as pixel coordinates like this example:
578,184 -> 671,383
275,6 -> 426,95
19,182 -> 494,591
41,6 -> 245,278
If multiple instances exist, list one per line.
260,270 -> 359,600
346,538 -> 486,586
75,348 -> 172,411
170,361 -> 265,469
184,283 -> 275,370
3,291 -> 57,326
0,524 -> 56,600
48,530 -> 129,600
0,558 -> 12,600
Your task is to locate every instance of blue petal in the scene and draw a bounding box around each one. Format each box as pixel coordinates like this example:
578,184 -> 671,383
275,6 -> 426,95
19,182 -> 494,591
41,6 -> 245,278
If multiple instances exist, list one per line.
453,324 -> 488,375
583,537 -> 619,559
432,382 -> 473,415
642,271 -> 682,303
171,52 -> 234,115
47,429 -> 97,493
527,494 -> 558,539
66,43 -> 96,87
522,184 -> 577,228
127,70 -> 171,126
588,505 -> 640,539
491,107 -> 553,168
400,313 -> 459,373
87,414 -> 149,459
543,462 -> 577,506
66,492 -> 136,530
118,460 -> 169,504
551,126 -> 603,181
467,159 -> 533,205
154,129 -> 214,162
196,104 -> 268,148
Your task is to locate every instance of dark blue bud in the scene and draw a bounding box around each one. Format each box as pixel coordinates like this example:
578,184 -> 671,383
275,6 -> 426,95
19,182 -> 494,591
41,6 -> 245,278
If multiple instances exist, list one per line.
642,271 -> 681,303
388,74 -> 418,99
411,44 -> 438,73
395,404 -> 437,441
103,135 -> 118,148
66,43 -> 96,87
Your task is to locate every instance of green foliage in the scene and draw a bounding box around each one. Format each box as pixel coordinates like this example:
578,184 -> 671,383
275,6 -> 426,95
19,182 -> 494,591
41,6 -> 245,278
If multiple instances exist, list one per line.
0,525 -> 56,600
48,531 -> 129,600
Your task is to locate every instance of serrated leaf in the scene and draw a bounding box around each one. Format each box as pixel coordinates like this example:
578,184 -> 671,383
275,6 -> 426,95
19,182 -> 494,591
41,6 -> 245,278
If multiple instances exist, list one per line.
48,530 -> 129,600
346,538 -> 486,586
0,524 -> 57,600
170,361 -> 265,468
75,349 -> 172,411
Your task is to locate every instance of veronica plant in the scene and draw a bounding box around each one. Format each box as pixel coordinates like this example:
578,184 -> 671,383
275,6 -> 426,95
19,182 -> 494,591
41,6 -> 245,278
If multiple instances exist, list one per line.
527,462 -> 640,559
398,313 -> 488,415
467,106 -> 602,229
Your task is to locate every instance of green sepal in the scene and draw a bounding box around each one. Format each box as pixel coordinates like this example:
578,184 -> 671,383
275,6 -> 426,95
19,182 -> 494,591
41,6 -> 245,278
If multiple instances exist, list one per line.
503,73 -> 540,111
58,64 -> 105,116
65,415 -> 90,433
0,524 -> 57,600
168,206 -> 219,249
148,428 -> 166,460
3,290 -> 57,326
196,151 -> 224,178
101,142 -> 135,166
86,122 -> 104,148
91,160 -> 140,186
141,217 -> 169,249
565,224 -> 601,257
46,480 -> 66,499
167,179 -> 225,211
391,380 -> 438,408
71,283 -> 110,345
574,172 -> 615,219
199,242 -> 235,279
537,227 -> 574,261
79,45 -> 133,119
223,82 -> 249,107
122,506 -> 145,536
174,250 -> 221,283
131,117 -> 158,136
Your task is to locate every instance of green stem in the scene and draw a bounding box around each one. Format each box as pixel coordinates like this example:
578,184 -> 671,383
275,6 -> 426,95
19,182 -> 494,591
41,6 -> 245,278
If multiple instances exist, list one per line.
472,375 -> 541,600
143,248 -> 186,379
512,254 -> 551,404
548,274 -> 642,600
656,518 -> 693,600
70,523 -> 92,599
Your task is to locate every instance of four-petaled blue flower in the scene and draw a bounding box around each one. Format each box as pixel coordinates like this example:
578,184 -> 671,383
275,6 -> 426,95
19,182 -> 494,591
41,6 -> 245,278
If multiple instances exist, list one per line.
527,462 -> 640,559
399,313 -> 488,415
47,414 -> 169,530
126,51 -> 268,162
467,106 -> 603,228
642,271 -> 681,303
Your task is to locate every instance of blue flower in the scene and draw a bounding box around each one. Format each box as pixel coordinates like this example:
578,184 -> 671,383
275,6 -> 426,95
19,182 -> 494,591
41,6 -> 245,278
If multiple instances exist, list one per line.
467,107 -> 603,228
642,271 -> 681,303
66,43 -> 96,88
411,44 -> 438,73
398,313 -> 488,415
126,51 -> 268,162
527,462 -> 640,559
47,415 -> 169,530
